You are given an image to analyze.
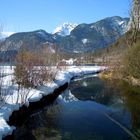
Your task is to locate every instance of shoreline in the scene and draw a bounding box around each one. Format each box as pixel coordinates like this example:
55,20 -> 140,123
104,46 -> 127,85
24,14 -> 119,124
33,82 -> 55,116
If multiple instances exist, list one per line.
99,69 -> 140,87
3,82 -> 68,140
0,66 -> 105,139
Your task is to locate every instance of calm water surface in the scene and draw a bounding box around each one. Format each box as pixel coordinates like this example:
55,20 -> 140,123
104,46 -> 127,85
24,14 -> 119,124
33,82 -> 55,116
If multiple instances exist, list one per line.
13,75 -> 140,140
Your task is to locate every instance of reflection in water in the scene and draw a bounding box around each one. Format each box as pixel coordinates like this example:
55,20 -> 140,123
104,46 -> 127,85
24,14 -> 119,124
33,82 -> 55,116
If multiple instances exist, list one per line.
57,89 -> 78,103
119,81 -> 140,138
13,76 -> 140,140
70,76 -> 123,108
14,105 -> 63,140
82,81 -> 88,87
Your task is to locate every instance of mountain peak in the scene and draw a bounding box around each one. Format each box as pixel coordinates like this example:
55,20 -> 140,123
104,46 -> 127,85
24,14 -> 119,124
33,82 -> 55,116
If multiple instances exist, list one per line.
53,22 -> 77,36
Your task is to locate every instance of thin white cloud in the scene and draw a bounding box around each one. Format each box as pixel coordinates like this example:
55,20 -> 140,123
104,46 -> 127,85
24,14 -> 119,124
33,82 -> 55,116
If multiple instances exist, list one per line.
1,32 -> 15,37
0,31 -> 15,38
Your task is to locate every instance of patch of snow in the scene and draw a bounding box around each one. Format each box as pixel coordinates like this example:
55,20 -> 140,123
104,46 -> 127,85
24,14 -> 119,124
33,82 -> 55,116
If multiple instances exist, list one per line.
73,74 -> 98,82
82,38 -> 88,44
38,82 -> 58,96
118,21 -> 125,26
0,118 -> 15,138
90,25 -> 95,29
113,18 -> 128,34
73,50 -> 80,53
37,30 -> 47,38
0,66 -> 14,76
49,47 -> 55,53
28,89 -> 43,102
62,58 -> 77,66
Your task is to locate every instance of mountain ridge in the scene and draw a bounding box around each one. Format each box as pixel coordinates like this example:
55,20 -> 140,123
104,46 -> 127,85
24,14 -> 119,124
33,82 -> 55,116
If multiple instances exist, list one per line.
0,16 -> 129,61
57,16 -> 129,53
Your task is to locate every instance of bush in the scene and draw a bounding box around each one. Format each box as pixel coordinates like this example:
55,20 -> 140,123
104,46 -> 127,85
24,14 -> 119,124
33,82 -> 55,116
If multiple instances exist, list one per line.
14,50 -> 58,88
14,50 -> 45,88
122,41 -> 140,79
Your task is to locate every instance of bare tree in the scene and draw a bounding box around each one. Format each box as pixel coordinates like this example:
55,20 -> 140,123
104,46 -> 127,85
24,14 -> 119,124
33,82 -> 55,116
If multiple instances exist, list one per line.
127,0 -> 140,46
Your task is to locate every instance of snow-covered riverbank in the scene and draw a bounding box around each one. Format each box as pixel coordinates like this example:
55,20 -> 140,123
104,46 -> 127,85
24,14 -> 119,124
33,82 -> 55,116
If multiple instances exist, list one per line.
0,66 -> 106,139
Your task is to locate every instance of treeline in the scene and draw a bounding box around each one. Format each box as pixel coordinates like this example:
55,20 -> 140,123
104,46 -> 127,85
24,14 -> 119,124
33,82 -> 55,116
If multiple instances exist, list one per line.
95,0 -> 140,86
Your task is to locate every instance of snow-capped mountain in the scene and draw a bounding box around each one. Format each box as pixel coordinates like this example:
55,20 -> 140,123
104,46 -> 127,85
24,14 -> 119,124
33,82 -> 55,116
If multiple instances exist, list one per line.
53,23 -> 77,36
58,16 -> 129,53
0,16 -> 129,61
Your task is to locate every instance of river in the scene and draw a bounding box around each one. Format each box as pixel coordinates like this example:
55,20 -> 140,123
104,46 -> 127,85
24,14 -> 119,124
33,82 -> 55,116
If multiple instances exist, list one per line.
12,75 -> 140,140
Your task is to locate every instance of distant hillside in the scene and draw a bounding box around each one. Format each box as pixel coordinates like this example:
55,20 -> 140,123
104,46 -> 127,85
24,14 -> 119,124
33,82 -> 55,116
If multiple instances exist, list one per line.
93,30 -> 140,65
0,16 -> 129,61
57,16 -> 129,53
1,29 -> 55,51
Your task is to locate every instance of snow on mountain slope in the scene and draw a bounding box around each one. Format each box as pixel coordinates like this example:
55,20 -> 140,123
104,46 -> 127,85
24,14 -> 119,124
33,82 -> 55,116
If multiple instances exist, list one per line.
53,23 -> 77,36
112,17 -> 128,34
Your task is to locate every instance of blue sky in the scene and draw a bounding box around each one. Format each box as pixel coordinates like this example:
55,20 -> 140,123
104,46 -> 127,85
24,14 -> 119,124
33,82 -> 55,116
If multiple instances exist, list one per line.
0,0 -> 131,33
